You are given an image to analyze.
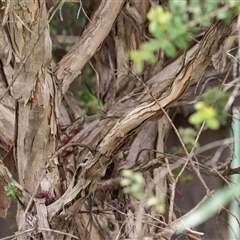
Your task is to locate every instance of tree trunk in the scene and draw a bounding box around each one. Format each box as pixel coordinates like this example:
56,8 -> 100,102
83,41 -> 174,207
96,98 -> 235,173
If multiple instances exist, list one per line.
0,1 -> 237,239
0,1 -> 60,239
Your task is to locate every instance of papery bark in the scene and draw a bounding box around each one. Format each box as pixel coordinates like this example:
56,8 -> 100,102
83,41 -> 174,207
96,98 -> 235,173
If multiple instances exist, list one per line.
0,0 -> 237,239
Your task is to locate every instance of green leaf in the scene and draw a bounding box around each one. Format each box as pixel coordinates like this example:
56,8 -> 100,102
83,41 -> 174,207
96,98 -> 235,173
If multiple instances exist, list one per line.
147,196 -> 165,213
164,43 -> 176,57
121,179 -> 131,186
205,1 -> 218,13
189,101 -> 221,130
200,106 -> 216,120
236,4 -> 240,14
130,51 -> 143,63
202,87 -> 230,127
177,181 -> 240,233
4,184 -> 20,198
190,2 -> 202,19
147,196 -> 159,206
169,0 -> 187,15
179,127 -> 199,150
194,101 -> 204,110
134,62 -> 143,74
174,37 -> 188,49
147,6 -> 171,26
206,118 -> 220,130
132,190 -> 143,200
179,127 -> 196,144
217,10 -> 228,20
142,40 -> 161,52
131,183 -> 141,193
121,169 -> 134,178
137,49 -> 156,64
121,170 -> 144,200
189,112 -> 202,125
201,19 -> 211,27
134,172 -> 145,184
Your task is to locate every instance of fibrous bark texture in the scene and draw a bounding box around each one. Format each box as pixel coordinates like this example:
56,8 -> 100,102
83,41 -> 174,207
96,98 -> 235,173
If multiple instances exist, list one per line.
0,0 -> 237,239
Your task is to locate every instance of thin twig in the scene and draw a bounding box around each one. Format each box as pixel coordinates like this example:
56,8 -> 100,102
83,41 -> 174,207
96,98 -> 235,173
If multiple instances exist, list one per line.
78,0 -> 91,22
165,157 -> 176,224
188,124 -> 211,195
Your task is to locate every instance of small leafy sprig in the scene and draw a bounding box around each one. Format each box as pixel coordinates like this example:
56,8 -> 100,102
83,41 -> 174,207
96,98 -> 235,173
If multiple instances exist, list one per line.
121,169 -> 144,200
4,184 -> 21,198
130,1 -> 239,73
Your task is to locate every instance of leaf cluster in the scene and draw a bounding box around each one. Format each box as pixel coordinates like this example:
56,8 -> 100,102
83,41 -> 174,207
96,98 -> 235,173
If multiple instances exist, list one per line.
178,127 -> 199,151
121,170 -> 144,200
130,0 -> 239,73
202,87 -> 231,126
189,87 -> 230,130
4,184 -> 20,199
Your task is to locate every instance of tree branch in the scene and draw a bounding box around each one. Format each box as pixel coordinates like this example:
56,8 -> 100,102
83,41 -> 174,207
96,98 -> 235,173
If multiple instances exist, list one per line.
96,18 -> 236,160
55,0 -> 125,94
47,18 -> 237,221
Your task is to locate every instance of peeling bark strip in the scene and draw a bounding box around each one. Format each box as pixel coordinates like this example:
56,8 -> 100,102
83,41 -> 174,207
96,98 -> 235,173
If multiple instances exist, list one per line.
55,0 -> 125,94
